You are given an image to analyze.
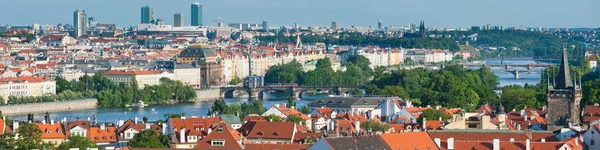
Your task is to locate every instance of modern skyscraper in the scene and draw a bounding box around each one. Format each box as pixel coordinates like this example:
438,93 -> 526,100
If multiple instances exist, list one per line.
546,46 -> 582,131
409,21 -> 416,33
191,2 -> 203,26
378,20 -> 383,29
262,21 -> 268,32
141,5 -> 155,24
331,21 -> 339,30
73,9 -> 87,37
174,13 -> 184,27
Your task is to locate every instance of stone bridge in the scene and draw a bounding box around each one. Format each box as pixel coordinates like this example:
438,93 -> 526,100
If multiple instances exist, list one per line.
219,85 -> 362,99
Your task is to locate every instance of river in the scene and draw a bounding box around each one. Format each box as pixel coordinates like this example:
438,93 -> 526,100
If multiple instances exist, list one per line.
8,59 -> 552,122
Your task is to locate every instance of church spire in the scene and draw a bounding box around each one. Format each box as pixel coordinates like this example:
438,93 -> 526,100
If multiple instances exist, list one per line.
556,44 -> 572,89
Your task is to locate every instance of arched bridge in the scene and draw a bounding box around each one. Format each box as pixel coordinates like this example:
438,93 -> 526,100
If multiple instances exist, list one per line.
220,85 -> 362,99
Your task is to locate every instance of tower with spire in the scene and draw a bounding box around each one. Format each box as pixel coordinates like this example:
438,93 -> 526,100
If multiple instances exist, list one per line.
546,45 -> 582,131
419,21 -> 427,38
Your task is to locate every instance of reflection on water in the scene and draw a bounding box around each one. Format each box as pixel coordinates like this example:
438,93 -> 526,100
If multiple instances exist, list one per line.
9,60 -> 548,121
9,93 -> 328,122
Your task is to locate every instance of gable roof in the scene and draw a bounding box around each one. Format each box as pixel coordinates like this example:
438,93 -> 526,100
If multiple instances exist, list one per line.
89,126 -> 118,143
244,122 -> 296,139
196,122 -> 243,149
583,105 -> 600,123
380,132 -> 439,150
322,135 -> 390,150
36,122 -> 66,139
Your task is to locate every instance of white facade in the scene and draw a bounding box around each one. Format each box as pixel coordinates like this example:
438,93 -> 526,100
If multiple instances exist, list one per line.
584,124 -> 600,150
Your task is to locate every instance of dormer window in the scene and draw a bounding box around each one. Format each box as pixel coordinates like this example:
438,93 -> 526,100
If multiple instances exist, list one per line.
195,128 -> 199,131
211,140 -> 225,146
46,130 -> 51,134
218,127 -> 223,133
58,130 -> 62,134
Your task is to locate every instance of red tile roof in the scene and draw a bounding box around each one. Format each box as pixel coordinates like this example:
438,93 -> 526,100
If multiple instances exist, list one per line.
244,122 -> 296,140
0,117 -> 4,135
245,144 -> 310,150
36,122 -> 66,139
583,105 -> 600,123
170,117 -> 221,142
89,126 -> 118,143
272,104 -> 310,120
380,132 -> 438,150
103,70 -> 171,75
196,122 -> 243,149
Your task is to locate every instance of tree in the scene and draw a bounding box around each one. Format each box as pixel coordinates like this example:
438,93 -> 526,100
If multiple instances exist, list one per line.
501,85 -> 538,111
361,120 -> 389,132
128,130 -> 169,148
0,132 -> 17,149
417,109 -> 451,123
298,105 -> 311,114
57,135 -> 98,150
287,97 -> 296,108
285,114 -> 305,124
265,114 -> 282,122
16,123 -> 48,149
229,76 -> 243,85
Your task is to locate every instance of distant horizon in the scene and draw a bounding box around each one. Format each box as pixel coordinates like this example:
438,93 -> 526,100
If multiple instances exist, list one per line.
1,0 -> 598,28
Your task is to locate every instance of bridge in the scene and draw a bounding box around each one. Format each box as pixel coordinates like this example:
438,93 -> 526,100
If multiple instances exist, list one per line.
220,85 -> 362,99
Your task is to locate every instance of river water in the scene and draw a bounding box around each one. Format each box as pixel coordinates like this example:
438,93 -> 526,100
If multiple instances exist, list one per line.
9,59 -> 553,122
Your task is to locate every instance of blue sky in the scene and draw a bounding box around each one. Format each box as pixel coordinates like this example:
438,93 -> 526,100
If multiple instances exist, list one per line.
2,0 -> 598,28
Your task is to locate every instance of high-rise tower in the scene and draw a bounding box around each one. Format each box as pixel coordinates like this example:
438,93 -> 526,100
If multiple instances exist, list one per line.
174,13 -> 184,27
546,46 -> 582,131
378,20 -> 383,29
73,10 -> 88,37
141,5 -> 155,24
191,2 -> 203,26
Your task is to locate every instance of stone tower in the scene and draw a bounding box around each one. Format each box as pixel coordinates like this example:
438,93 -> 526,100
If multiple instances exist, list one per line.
546,48 -> 582,131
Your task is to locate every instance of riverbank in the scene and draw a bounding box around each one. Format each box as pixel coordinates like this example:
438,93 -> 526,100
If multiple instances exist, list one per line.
0,98 -> 97,115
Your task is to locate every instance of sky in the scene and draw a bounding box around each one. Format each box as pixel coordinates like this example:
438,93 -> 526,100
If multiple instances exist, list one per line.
1,0 -> 599,28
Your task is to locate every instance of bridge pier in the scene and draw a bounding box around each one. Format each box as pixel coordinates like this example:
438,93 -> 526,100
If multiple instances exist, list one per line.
248,88 -> 259,100
515,70 -> 520,79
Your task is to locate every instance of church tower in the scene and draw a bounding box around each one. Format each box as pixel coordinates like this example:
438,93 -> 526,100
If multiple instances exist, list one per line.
419,21 -> 427,38
546,47 -> 582,131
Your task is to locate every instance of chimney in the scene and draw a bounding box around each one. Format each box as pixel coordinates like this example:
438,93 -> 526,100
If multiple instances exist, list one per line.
447,137 -> 454,150
135,117 -> 138,124
526,139 -> 531,150
575,137 -> 579,146
50,119 -> 54,125
434,138 -> 441,148
509,138 -> 514,142
208,128 -> 212,135
12,120 -> 19,132
100,124 -> 106,130
423,118 -> 427,131
180,128 -> 186,143
334,120 -> 339,134
493,139 -> 500,150
354,120 -> 360,133
291,106 -> 295,109
181,116 -> 186,121
145,123 -> 151,130
42,120 -> 46,125
541,138 -> 545,142
162,123 -> 167,135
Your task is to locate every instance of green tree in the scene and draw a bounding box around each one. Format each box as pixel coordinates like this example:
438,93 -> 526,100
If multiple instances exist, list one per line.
501,85 -> 538,111
128,130 -> 169,148
265,114 -> 282,122
361,120 -> 389,132
417,109 -> 451,123
298,105 -> 311,114
285,114 -> 305,124
0,132 -> 17,149
287,97 -> 296,108
229,76 -> 243,85
57,135 -> 98,150
16,123 -> 48,149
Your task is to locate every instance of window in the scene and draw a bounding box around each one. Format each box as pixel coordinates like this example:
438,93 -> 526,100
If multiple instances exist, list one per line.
592,140 -> 595,145
211,140 -> 225,146
468,124 -> 477,128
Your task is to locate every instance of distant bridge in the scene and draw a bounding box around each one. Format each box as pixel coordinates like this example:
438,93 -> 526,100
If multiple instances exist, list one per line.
220,85 -> 362,99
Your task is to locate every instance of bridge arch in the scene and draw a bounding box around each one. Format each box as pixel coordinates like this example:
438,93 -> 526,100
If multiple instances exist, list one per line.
220,88 -> 250,98
257,89 -> 292,99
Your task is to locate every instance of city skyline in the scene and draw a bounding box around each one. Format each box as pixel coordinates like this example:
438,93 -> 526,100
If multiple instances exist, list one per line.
0,0 -> 598,28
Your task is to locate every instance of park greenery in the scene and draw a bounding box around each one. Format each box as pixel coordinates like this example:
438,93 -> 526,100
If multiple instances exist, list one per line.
128,130 -> 170,148
208,99 -> 267,120
0,122 -> 55,149
256,33 -> 460,52
264,55 -> 372,86
417,109 -> 452,123
54,73 -> 196,107
1,90 -> 95,106
57,136 -> 99,150
369,65 -> 499,112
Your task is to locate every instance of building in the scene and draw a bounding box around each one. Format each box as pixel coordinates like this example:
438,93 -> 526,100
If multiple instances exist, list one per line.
444,104 -> 507,130
191,2 -> 202,26
174,13 -> 184,27
0,76 -> 56,104
307,96 -> 388,115
147,60 -> 202,89
102,70 -> 174,88
590,55 -> 597,69
195,122 -> 243,149
262,21 -> 269,31
177,44 -> 222,86
73,10 -> 88,37
36,121 -> 66,146
379,133 -> 439,150
331,21 -> 339,30
309,135 -> 389,150
429,130 -> 581,150
141,5 -> 155,24
239,121 -> 297,144
583,123 -> 600,150
409,21 -> 416,33
419,21 -> 427,37
546,49 -> 582,131
377,20 -> 383,29
168,116 -> 222,148
262,103 -> 312,129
